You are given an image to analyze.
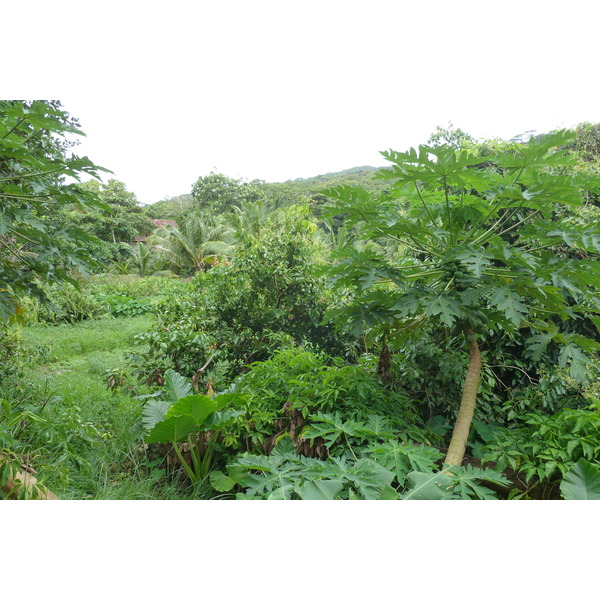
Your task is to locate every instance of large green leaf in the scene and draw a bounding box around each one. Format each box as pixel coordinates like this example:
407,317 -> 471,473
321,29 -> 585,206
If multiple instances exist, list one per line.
444,465 -> 509,500
296,479 -> 344,500
141,399 -> 172,430
402,471 -> 454,500
267,485 -> 295,500
165,394 -> 220,426
163,369 -> 193,401
456,248 -> 493,278
560,458 -> 600,500
366,441 -> 442,486
489,287 -> 528,328
204,408 -> 246,429
525,332 -> 554,361
423,293 -> 465,328
146,415 -> 197,444
340,458 -> 395,500
210,470 -> 238,492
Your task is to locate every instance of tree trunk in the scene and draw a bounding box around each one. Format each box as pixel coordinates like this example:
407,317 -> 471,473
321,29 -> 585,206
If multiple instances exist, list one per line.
377,336 -> 392,383
444,326 -> 482,467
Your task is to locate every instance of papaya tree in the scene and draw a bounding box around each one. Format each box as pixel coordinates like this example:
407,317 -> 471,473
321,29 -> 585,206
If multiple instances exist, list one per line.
323,130 -> 600,467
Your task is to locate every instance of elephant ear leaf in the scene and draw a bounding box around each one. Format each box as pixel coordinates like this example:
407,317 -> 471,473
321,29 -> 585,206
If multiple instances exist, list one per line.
165,394 -> 219,426
142,399 -> 172,430
560,458 -> 600,500
163,369 -> 193,401
146,415 -> 197,444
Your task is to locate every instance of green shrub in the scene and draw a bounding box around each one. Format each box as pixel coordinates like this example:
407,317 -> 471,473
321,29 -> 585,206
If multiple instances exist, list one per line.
207,347 -> 435,454
129,228 -> 351,386
89,274 -> 187,299
0,324 -> 27,378
211,436 -> 509,500
480,407 -> 600,495
92,292 -> 155,317
36,284 -> 106,324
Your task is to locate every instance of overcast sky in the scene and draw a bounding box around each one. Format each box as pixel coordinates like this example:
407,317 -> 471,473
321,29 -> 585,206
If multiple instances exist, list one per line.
5,0 -> 599,205
3,0 -> 593,569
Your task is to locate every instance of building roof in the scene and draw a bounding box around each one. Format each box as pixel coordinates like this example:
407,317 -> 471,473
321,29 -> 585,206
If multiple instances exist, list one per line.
152,219 -> 178,228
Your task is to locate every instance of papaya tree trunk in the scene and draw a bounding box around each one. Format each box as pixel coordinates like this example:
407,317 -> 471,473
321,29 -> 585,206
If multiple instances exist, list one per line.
444,326 -> 482,467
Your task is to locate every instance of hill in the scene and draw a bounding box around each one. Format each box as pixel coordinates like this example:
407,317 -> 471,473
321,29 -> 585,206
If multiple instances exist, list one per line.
143,165 -> 389,220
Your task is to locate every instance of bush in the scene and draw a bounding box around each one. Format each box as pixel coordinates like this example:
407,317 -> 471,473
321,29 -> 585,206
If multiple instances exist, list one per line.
35,284 -> 107,324
89,275 -> 187,299
0,324 -> 27,378
207,347 -> 432,455
130,227 -> 351,386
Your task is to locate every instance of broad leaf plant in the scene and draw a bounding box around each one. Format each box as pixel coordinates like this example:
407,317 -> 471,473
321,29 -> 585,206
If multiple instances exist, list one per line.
324,131 -> 600,466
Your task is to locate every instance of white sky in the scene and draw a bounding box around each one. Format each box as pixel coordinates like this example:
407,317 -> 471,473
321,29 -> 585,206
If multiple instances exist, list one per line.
3,0 -> 593,571
4,0 -> 600,205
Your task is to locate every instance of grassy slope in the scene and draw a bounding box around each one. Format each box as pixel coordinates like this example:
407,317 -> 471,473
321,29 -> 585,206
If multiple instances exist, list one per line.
18,316 -> 199,499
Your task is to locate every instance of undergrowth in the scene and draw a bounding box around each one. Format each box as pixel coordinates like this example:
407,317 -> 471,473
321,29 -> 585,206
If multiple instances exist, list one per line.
2,314 -> 212,499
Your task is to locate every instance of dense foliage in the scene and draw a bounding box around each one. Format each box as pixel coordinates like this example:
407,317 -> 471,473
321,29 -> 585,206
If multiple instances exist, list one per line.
130,206 -> 350,386
0,100 -> 109,321
2,106 -> 599,501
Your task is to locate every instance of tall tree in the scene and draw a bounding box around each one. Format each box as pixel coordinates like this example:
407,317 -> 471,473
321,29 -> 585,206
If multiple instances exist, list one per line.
324,130 -> 600,466
0,100 -> 109,321
65,179 -> 153,244
191,172 -> 266,214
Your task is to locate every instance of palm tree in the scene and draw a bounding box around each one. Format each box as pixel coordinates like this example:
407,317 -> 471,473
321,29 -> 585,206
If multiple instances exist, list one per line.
148,215 -> 234,274
224,200 -> 273,242
119,240 -> 158,276
316,217 -> 359,253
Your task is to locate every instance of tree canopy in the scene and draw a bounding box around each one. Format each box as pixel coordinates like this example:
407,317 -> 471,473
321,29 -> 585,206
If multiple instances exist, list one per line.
0,100 -> 110,321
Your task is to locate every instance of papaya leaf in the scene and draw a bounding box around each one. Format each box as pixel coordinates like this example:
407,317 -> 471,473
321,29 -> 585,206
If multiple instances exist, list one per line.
456,248 -> 493,278
267,485 -> 295,500
444,464 -> 510,500
489,287 -> 528,328
300,413 -> 365,448
423,294 -> 464,328
558,343 -> 593,383
357,414 -> 396,438
525,332 -> 554,361
366,441 -> 442,486
341,458 -> 395,500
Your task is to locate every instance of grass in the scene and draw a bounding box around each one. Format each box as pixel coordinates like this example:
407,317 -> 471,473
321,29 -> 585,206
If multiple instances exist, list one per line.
6,314 -> 210,500
21,315 -> 153,371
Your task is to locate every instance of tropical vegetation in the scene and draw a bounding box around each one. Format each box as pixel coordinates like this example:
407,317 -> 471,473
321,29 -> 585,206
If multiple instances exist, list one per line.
2,101 -> 600,500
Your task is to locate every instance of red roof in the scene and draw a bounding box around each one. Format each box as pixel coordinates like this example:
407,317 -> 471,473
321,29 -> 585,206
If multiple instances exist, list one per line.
152,219 -> 177,228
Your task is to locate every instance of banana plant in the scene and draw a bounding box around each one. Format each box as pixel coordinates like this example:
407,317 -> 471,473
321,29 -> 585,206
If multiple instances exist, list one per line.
324,131 -> 600,467
142,370 -> 245,483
